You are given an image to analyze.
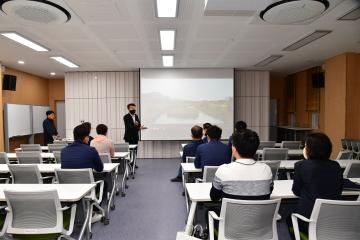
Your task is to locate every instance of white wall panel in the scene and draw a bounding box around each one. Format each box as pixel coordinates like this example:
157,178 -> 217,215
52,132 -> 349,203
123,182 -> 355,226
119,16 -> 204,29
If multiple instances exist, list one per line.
65,70 -> 269,158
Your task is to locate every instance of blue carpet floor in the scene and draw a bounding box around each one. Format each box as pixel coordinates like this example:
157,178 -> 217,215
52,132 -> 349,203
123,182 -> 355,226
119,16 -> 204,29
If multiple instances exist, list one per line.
92,158 -> 186,240
91,158 -> 291,240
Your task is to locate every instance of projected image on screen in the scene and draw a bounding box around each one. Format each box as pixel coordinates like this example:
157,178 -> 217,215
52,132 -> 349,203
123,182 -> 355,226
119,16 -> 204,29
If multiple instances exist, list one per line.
140,69 -> 234,140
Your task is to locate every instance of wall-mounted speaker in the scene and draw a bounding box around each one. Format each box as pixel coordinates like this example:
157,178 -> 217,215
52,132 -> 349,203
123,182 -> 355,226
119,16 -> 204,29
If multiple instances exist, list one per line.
3,74 -> 17,91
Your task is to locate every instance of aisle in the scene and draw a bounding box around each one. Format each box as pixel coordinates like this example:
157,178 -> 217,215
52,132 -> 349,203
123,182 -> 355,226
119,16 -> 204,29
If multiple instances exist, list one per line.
92,158 -> 186,240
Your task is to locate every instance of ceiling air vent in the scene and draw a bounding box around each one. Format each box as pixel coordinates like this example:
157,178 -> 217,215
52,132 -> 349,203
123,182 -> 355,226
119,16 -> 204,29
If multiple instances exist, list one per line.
0,0 -> 71,24
260,0 -> 329,24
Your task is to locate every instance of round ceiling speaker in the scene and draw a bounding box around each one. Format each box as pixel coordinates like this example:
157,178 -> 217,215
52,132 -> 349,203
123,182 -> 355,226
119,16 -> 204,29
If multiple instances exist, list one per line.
0,0 -> 71,24
260,0 -> 329,24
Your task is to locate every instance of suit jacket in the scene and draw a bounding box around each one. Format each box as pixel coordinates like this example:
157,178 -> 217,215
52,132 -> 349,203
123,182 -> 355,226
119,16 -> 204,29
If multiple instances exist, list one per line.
194,140 -> 231,169
182,140 -> 203,162
43,118 -> 58,145
292,159 -> 344,218
61,141 -> 103,172
123,113 -> 140,144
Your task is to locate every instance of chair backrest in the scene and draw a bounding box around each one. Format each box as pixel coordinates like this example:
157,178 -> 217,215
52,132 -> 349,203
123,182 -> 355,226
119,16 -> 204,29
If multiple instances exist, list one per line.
53,151 -> 61,163
99,153 -> 112,163
186,156 -> 196,163
4,190 -> 63,235
335,150 -> 352,160
258,141 -> 276,150
343,162 -> 360,178
217,198 -> 280,240
19,144 -> 41,152
203,166 -> 219,182
351,141 -> 359,152
114,143 -> 129,152
8,164 -> 43,184
55,169 -> 95,198
48,144 -> 67,153
16,151 -> 42,164
262,160 -> 281,181
308,199 -> 360,240
0,152 -> 9,164
262,148 -> 288,161
281,141 -> 302,149
341,139 -> 348,150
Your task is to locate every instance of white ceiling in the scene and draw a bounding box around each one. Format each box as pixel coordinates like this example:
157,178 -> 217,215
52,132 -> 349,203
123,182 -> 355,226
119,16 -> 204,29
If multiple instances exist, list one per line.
0,0 -> 359,78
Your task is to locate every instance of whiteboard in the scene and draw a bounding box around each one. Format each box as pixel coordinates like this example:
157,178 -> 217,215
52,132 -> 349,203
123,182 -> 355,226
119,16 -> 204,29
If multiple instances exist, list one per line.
32,105 -> 50,134
5,104 -> 32,138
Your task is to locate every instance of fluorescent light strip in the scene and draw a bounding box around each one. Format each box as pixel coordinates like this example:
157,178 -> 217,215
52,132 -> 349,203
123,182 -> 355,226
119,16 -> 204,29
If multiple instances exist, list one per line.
51,56 -> 79,68
1,32 -> 49,51
160,30 -> 176,51
156,0 -> 178,17
283,30 -> 332,51
162,55 -> 174,67
338,6 -> 360,20
254,55 -> 283,67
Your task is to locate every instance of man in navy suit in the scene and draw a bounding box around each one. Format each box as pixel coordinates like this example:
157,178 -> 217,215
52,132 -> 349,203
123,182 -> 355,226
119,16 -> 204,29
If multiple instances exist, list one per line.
61,124 -> 103,172
170,125 -> 204,182
195,125 -> 231,169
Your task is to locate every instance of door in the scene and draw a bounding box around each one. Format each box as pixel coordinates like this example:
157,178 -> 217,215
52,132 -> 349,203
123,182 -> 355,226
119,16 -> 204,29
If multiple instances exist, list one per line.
56,101 -> 66,138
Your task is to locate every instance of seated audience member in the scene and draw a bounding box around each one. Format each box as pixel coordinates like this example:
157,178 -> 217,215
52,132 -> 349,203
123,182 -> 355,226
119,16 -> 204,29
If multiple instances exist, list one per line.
194,125 -> 231,169
289,132 -> 360,237
91,124 -> 115,158
202,123 -> 212,143
227,120 -> 247,149
61,124 -> 103,172
171,125 -> 204,182
82,122 -> 94,145
210,129 -> 273,201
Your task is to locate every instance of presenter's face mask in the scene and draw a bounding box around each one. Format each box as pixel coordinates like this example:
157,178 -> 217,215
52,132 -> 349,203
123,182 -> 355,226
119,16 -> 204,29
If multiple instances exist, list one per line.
129,110 -> 136,114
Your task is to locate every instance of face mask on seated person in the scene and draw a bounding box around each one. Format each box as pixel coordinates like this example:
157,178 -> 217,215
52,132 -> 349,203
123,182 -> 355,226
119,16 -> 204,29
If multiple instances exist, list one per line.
129,110 -> 136,114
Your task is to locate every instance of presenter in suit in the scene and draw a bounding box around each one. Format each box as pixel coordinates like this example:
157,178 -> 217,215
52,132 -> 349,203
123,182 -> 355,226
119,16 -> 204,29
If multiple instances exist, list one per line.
123,103 -> 146,168
123,103 -> 146,144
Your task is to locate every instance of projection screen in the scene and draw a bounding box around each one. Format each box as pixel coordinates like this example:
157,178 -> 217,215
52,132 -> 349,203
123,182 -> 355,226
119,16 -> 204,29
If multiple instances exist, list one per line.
140,69 -> 234,140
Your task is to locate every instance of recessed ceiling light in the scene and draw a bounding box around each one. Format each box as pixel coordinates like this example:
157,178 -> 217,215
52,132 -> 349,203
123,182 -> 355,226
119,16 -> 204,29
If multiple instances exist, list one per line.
283,30 -> 332,51
1,32 -> 49,51
156,0 -> 178,18
50,72 -> 56,76
254,55 -> 283,67
50,56 -> 79,68
17,60 -> 25,64
160,30 -> 176,51
162,55 -> 174,67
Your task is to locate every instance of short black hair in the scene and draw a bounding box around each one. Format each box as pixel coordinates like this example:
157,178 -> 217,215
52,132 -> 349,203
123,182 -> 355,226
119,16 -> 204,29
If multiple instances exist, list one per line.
46,110 -> 55,116
235,121 -> 247,132
232,129 -> 260,158
96,124 -> 108,135
305,133 -> 332,160
73,124 -> 89,141
203,123 -> 212,130
207,125 -> 222,141
127,103 -> 136,109
191,125 -> 203,139
82,122 -> 91,133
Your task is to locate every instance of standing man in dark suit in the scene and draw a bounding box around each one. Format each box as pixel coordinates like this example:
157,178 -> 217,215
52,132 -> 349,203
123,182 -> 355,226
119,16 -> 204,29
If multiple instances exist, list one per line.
43,110 -> 58,145
123,103 -> 146,144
